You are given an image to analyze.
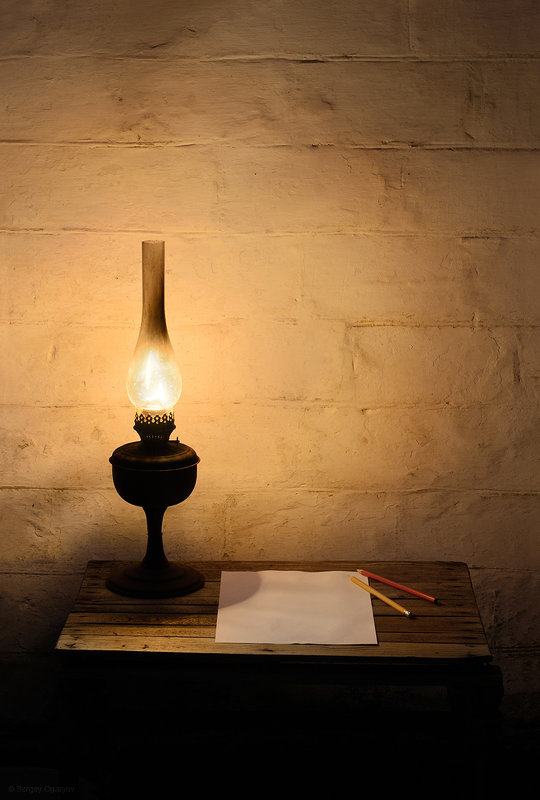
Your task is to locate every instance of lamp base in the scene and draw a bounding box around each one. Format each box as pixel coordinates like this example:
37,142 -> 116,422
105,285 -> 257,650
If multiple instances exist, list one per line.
106,561 -> 205,598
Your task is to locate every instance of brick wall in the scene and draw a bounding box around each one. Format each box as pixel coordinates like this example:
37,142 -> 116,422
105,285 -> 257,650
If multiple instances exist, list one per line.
1,1 -> 539,716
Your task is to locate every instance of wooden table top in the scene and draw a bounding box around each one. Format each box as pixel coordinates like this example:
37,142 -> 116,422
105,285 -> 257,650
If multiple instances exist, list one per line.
55,560 -> 492,665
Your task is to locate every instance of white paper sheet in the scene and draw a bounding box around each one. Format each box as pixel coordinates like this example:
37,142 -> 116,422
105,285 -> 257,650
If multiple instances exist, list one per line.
215,570 -> 378,644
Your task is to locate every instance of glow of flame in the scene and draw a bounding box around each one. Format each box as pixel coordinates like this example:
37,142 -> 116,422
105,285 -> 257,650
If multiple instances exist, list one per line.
126,346 -> 182,414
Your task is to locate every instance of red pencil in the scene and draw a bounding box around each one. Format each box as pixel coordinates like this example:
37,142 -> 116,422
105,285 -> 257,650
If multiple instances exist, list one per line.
358,569 -> 437,603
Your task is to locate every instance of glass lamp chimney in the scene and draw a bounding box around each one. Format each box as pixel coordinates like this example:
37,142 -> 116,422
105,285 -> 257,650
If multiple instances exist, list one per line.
126,240 -> 182,440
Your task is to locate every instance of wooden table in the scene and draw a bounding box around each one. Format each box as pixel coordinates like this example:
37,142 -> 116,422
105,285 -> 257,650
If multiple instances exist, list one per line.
55,560 -> 502,705
54,560 -> 504,793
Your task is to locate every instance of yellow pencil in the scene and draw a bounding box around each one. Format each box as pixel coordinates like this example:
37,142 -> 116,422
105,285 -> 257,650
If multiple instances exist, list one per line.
350,575 -> 413,618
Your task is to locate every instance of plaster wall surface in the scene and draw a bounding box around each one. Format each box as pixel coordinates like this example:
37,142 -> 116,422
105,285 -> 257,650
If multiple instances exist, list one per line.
0,0 -> 539,719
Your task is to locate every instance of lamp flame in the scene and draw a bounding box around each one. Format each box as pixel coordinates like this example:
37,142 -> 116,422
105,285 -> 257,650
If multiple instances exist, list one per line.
127,344 -> 182,415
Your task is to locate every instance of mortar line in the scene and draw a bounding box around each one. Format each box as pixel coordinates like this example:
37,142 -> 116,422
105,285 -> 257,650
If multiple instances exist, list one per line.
0,139 -> 539,151
3,319 -> 540,329
1,227 -> 539,239
1,53 -> 539,64
2,486 -> 540,496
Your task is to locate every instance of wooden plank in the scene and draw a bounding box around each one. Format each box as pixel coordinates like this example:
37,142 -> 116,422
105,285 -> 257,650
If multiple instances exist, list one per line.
70,598 -> 480,621
80,560 -> 478,601
59,615 -> 486,638
69,595 -> 480,617
76,580 -> 478,603
55,633 -> 491,661
62,598 -> 480,624
64,612 -> 219,626
89,560 -> 477,594
72,602 -> 219,615
86,558 -> 472,574
83,559 -> 475,588
57,625 -> 490,648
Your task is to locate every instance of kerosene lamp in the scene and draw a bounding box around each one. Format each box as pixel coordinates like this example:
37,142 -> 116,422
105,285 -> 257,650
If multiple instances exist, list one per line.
106,240 -> 204,598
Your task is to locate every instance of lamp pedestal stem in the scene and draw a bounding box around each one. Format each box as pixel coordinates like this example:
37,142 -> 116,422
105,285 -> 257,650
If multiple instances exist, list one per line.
141,506 -> 168,570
